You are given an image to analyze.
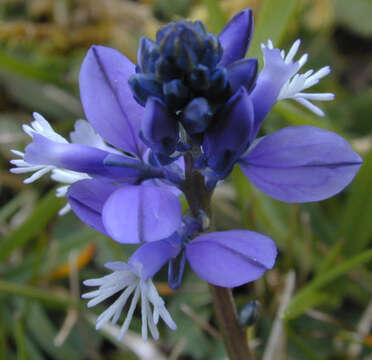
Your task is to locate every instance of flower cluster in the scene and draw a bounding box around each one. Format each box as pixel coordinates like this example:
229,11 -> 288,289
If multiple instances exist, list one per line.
11,9 -> 362,340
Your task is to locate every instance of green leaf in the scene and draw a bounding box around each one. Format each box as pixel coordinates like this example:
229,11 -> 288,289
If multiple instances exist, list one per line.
0,191 -> 34,223
340,148 -> 372,255
315,239 -> 344,276
248,0 -> 299,61
0,280 -> 80,309
13,317 -> 26,360
335,0 -> 372,37
26,303 -> 81,360
0,188 -> 64,262
0,70 -> 83,120
0,50 -> 64,86
283,248 -> 372,320
232,167 -> 290,244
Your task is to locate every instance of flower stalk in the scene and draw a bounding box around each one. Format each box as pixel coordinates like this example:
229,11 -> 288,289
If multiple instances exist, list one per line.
182,144 -> 251,359
209,285 -> 252,360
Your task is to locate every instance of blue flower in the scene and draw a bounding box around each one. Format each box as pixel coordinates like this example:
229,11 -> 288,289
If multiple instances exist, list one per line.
10,9 -> 362,340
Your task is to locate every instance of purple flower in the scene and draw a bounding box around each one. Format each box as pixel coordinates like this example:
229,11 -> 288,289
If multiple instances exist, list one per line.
10,8 -> 362,340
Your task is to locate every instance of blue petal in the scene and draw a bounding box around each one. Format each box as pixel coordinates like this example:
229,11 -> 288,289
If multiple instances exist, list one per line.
203,87 -> 254,177
24,134 -> 143,181
141,97 -> 179,156
67,179 -> 118,235
239,126 -> 363,202
186,230 -> 277,287
218,9 -> 254,66
79,46 -> 146,157
128,234 -> 182,280
250,46 -> 299,139
102,183 -> 182,243
226,58 -> 258,93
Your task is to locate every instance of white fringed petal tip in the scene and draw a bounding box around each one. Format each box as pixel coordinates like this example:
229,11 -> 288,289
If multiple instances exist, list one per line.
10,114 -> 93,215
82,261 -> 177,341
267,39 -> 335,116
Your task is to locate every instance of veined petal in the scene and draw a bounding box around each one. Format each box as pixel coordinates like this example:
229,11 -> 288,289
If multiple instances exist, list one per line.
102,183 -> 182,243
186,230 -> 277,287
67,178 -> 118,234
239,126 -> 363,203
79,46 -> 146,157
218,9 -> 254,67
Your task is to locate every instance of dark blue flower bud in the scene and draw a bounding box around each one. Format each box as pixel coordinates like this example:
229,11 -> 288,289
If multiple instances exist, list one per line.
192,20 -> 207,36
182,97 -> 212,134
129,74 -> 163,106
163,79 -> 190,110
130,18 -> 234,138
158,22 -> 200,72
208,67 -> 230,101
155,57 -> 183,82
188,64 -> 211,91
137,37 -> 159,73
199,34 -> 223,68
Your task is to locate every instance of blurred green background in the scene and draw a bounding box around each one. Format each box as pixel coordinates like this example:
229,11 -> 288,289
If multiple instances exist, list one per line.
0,0 -> 371,359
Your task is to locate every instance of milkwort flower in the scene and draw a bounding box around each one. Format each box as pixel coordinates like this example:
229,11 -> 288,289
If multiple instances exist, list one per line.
11,9 -> 362,340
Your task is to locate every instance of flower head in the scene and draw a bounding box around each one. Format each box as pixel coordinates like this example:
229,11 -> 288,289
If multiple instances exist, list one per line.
10,8 -> 362,341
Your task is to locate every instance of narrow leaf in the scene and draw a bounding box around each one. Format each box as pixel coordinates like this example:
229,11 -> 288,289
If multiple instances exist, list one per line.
0,188 -> 63,261
248,0 -> 299,61
283,248 -> 372,320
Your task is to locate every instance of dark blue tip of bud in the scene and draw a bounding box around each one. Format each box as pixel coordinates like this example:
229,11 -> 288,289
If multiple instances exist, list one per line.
199,34 -> 223,68
131,19 -> 229,115
189,64 -> 211,91
163,79 -> 190,110
182,97 -> 212,134
137,37 -> 159,74
129,74 -> 163,106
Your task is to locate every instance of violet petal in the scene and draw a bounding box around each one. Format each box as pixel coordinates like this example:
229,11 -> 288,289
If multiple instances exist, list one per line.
67,179 -> 118,235
128,234 -> 182,280
186,230 -> 277,287
24,134 -> 142,181
203,87 -> 254,177
141,97 -> 179,156
226,58 -> 258,93
250,45 -> 299,139
102,183 -> 182,244
79,45 -> 146,157
239,126 -> 363,203
218,9 -> 254,67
